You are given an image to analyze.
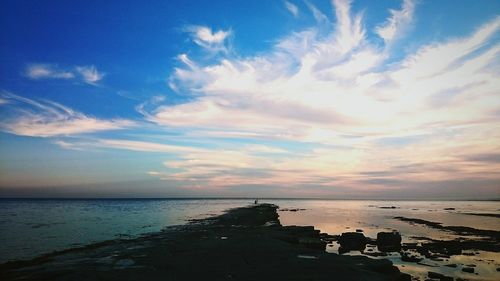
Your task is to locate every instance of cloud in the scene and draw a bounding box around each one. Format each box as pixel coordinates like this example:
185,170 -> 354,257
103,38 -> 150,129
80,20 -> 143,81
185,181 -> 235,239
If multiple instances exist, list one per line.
284,1 -> 299,17
133,1 -> 500,193
304,1 -> 329,23
24,64 -> 104,85
75,65 -> 105,84
25,64 -> 75,80
375,0 -> 416,44
0,93 -> 134,137
184,25 -> 231,53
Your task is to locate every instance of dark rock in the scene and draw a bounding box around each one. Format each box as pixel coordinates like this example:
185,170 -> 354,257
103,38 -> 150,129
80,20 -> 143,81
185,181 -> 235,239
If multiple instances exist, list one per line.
428,271 -> 453,281
377,231 -> 401,252
400,252 -> 422,263
397,273 -> 412,281
279,208 -> 306,212
356,229 -> 363,232
298,237 -> 326,250
338,232 -> 366,252
444,208 -> 455,210
462,267 -> 475,273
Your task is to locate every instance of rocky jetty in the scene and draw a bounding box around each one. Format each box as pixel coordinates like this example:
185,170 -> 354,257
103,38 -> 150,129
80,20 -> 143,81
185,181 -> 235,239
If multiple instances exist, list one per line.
0,204 -> 411,281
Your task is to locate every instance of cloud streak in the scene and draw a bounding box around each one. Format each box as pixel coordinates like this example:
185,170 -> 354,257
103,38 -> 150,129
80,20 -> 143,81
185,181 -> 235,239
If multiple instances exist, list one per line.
24,64 -> 105,85
284,1 -> 299,17
0,93 -> 134,137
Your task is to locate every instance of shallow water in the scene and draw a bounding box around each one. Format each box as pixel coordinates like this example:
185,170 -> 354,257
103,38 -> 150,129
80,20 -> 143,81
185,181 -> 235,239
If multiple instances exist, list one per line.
1,199 -> 499,280
275,200 -> 500,281
0,198 -> 247,262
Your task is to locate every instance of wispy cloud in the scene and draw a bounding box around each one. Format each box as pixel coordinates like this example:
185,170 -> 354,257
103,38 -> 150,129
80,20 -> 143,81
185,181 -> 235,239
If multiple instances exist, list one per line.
25,64 -> 75,80
375,0 -> 415,44
284,1 -> 299,17
75,65 -> 105,85
184,25 -> 231,53
0,93 -> 134,137
24,64 -> 105,85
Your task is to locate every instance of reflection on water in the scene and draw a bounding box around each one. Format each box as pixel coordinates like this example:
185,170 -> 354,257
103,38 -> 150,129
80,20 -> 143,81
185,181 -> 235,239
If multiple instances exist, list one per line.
275,200 -> 500,281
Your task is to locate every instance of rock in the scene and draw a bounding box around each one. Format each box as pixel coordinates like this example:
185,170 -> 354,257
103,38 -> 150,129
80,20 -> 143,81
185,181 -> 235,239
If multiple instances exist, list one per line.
462,267 -> 475,273
428,271 -> 453,281
400,252 -> 422,263
298,237 -> 326,250
444,208 -> 455,210
377,231 -> 401,252
397,273 -> 412,281
356,229 -> 363,233
338,232 -> 366,252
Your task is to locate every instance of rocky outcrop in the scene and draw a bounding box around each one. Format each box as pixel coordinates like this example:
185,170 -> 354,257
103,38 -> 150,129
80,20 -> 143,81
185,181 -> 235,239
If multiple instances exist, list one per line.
377,231 -> 402,252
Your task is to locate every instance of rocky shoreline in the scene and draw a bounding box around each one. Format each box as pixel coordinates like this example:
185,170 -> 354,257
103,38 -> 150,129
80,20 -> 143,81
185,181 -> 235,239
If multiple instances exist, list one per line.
0,204 -> 411,281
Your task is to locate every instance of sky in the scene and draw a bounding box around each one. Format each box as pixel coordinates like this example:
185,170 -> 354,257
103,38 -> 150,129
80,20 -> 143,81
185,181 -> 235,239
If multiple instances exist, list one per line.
0,0 -> 499,199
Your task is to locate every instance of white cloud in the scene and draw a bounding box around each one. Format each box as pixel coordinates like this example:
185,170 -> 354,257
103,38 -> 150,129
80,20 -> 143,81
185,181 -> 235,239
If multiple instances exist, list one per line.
25,64 -> 75,80
304,1 -> 329,23
185,25 -> 231,53
0,93 -> 134,137
75,65 -> 105,84
375,0 -> 415,44
135,2 -> 500,191
24,63 -> 104,85
284,1 -> 299,17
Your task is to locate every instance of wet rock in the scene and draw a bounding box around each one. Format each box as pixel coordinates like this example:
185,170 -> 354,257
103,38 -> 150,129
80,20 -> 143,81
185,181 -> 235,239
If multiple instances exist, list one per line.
280,208 -> 306,212
397,273 -> 412,281
298,237 -> 326,250
338,232 -> 366,252
428,271 -> 453,281
377,231 -> 401,252
365,251 -> 388,257
462,267 -> 475,273
400,252 -> 422,263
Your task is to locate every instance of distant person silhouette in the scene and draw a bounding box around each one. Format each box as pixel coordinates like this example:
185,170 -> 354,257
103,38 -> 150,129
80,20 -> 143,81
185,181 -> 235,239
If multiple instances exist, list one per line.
254,199 -> 259,204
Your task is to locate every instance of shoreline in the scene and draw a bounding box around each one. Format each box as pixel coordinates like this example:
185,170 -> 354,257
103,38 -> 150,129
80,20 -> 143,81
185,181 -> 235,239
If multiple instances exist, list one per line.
0,203 -> 411,281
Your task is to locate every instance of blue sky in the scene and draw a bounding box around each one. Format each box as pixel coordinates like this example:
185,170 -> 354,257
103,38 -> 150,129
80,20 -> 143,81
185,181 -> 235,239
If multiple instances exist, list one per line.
1,0 -> 499,198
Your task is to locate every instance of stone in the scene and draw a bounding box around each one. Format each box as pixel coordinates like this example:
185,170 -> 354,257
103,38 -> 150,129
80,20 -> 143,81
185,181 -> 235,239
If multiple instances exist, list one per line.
377,231 -> 402,252
462,267 -> 474,273
338,232 -> 366,252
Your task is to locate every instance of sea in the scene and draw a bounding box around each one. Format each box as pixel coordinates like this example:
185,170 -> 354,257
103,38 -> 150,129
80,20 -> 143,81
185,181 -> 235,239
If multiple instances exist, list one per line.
0,199 -> 499,280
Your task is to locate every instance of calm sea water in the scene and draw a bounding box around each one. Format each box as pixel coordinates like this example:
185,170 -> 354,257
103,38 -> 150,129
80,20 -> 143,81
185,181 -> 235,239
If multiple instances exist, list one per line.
1,199 -> 499,280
